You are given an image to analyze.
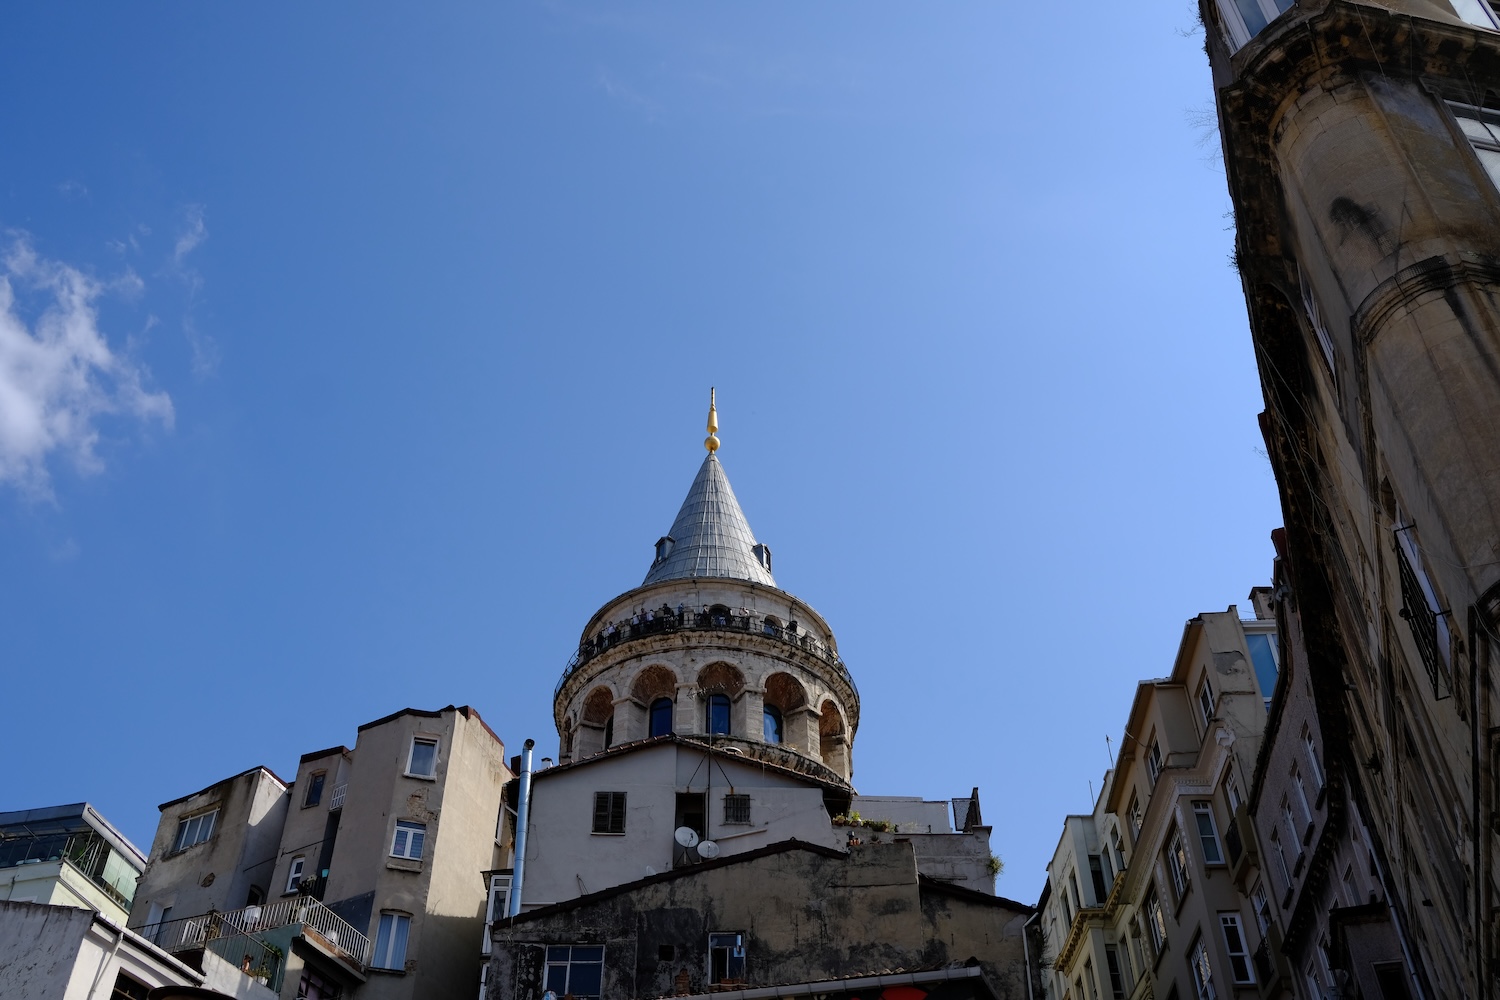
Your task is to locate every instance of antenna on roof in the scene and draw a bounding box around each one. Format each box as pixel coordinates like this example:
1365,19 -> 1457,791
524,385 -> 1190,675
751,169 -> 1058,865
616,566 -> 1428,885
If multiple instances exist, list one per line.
705,387 -> 720,454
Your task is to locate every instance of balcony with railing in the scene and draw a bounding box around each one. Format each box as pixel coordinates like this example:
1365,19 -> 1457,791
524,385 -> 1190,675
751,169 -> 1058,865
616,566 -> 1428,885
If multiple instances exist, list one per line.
0,829 -> 138,909
558,606 -> 858,704
134,895 -> 371,972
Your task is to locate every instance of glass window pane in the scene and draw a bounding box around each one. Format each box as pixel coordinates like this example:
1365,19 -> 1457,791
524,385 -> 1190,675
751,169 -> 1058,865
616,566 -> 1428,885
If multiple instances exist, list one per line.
389,915 -> 409,966
1477,148 -> 1500,188
546,946 -> 570,963
1235,0 -> 1269,35
572,946 -> 604,962
569,962 -> 603,997
546,966 -> 568,992
409,740 -> 437,775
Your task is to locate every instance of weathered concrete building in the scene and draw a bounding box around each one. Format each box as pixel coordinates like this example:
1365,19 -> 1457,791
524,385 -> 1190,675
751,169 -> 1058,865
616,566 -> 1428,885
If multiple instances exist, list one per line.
1037,601 -> 1279,1000
0,899 -> 207,999
130,705 -> 510,1000
491,841 -> 1032,1000
1201,0 -> 1500,994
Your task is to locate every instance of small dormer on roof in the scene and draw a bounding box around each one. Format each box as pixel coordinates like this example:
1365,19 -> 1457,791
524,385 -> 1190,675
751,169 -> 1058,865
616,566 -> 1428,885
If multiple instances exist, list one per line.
642,391 -> 777,588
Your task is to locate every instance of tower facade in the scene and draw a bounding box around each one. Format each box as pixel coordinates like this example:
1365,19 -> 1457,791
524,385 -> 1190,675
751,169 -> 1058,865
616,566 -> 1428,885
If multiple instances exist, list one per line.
1203,1 -> 1500,996
553,395 -> 858,786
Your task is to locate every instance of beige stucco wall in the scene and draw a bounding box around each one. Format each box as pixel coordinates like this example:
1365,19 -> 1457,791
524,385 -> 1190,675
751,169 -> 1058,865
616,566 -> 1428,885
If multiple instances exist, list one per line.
130,767 -> 291,927
0,858 -> 132,925
520,742 -> 844,907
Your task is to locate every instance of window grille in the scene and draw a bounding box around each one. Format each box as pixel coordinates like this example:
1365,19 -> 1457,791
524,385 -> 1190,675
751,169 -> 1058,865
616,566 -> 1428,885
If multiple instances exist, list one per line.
722,794 -> 751,825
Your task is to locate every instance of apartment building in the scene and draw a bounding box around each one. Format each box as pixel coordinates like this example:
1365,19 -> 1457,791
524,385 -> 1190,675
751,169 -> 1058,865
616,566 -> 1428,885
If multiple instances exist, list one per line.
0,802 -> 147,925
1037,600 -> 1279,1000
130,704 -> 510,1000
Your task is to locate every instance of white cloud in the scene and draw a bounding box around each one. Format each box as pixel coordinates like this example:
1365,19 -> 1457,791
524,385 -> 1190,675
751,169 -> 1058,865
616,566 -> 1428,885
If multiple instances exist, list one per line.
0,236 -> 173,497
173,205 -> 206,266
168,205 -> 218,378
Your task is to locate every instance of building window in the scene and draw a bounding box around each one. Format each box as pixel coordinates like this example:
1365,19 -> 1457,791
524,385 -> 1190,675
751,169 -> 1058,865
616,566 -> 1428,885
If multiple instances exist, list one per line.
297,968 -> 343,1000
1111,826 -> 1127,871
1188,936 -> 1217,999
172,809 -> 218,853
304,771 -> 326,808
723,793 -> 751,825
1192,801 -> 1224,865
707,695 -> 731,735
1105,946 -> 1128,999
1303,725 -> 1325,792
1251,882 -> 1271,935
1449,0 -> 1500,29
1270,831 -> 1292,891
1128,791 -> 1143,838
1144,889 -> 1168,957
1146,735 -> 1164,786
1296,260 -> 1338,385
1214,0 -> 1293,50
1394,521 -> 1452,698
111,972 -> 150,1000
709,932 -> 746,985
1281,797 -> 1301,850
649,698 -> 674,738
286,856 -> 306,894
1223,767 -> 1243,814
372,912 -> 411,971
593,792 -> 626,834
1084,958 -> 1101,1000
1166,828 -> 1191,902
763,706 -> 783,744
603,715 -> 614,749
1090,853 -> 1111,903
1220,913 -> 1254,984
1196,676 -> 1215,728
1069,870 -> 1084,913
1245,631 -> 1279,710
407,738 -> 438,777
1291,764 -> 1313,829
487,874 -> 512,924
390,821 -> 426,860
545,945 -> 604,999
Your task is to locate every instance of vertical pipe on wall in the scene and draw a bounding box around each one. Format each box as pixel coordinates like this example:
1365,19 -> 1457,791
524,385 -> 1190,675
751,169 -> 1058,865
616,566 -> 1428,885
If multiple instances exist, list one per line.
507,739 -> 535,918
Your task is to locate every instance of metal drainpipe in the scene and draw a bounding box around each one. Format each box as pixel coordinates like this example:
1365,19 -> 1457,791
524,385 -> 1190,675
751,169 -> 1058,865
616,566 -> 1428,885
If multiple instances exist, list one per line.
1022,910 -> 1039,1000
507,739 -> 535,918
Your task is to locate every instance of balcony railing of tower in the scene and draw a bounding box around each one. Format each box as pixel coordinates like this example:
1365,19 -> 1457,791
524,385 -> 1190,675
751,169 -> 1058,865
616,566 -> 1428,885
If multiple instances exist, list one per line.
132,895 -> 371,970
557,607 -> 858,701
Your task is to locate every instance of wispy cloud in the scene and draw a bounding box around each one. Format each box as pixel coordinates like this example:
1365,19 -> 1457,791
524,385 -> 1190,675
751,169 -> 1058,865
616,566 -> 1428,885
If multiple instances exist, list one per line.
0,235 -> 173,498
167,205 -> 218,378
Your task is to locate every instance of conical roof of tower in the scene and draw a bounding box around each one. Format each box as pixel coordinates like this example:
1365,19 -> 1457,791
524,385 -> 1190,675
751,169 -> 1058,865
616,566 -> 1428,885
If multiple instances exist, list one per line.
642,453 -> 777,587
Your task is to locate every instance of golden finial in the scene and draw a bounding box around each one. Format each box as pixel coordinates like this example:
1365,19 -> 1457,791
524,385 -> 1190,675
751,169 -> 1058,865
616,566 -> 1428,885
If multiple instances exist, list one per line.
704,387 -> 720,454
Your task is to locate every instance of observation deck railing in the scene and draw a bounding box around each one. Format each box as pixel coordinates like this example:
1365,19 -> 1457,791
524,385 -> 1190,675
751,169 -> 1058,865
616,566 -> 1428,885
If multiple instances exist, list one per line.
557,607 -> 857,704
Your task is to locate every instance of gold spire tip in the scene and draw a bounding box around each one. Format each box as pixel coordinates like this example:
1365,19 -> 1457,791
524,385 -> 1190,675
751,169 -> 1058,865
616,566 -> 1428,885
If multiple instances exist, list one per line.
705,387 -> 720,454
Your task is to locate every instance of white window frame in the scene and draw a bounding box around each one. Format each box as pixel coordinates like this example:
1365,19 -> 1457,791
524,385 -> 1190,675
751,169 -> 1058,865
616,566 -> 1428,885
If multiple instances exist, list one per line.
1146,736 -> 1164,786
1196,675 -> 1216,729
1214,0 -> 1293,51
1303,726 -> 1326,792
1189,936 -> 1218,1000
372,911 -> 411,970
1220,913 -> 1255,984
1297,260 -> 1339,386
172,809 -> 219,853
482,873 -> 512,955
1251,882 -> 1271,935
1291,764 -> 1313,826
1395,519 -> 1453,665
285,856 -> 305,894
390,820 -> 426,860
406,737 -> 439,778
1166,828 -> 1191,901
1450,0 -> 1500,29
1144,890 -> 1168,956
1193,801 -> 1224,865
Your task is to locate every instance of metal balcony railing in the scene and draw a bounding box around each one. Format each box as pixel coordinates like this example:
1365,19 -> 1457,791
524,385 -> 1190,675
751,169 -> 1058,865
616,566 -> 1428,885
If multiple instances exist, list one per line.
134,895 -> 371,970
0,831 -> 136,908
558,607 -> 858,706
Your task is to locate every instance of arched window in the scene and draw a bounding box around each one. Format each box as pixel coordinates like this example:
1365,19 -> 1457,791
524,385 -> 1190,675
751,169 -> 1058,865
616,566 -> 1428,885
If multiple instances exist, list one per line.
708,695 -> 731,735
763,706 -> 783,744
650,698 -> 673,738
603,715 -> 614,749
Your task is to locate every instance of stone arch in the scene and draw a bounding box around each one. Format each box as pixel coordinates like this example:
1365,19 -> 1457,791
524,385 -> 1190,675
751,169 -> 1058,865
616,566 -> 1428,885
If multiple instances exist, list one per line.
762,672 -> 807,712
630,664 -> 679,704
819,700 -> 849,778
762,672 -> 810,751
697,662 -> 745,698
582,687 -> 615,724
574,688 -> 616,760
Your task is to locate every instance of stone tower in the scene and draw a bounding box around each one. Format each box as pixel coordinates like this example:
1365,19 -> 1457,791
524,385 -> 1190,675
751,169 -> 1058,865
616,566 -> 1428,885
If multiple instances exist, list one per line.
552,392 -> 858,786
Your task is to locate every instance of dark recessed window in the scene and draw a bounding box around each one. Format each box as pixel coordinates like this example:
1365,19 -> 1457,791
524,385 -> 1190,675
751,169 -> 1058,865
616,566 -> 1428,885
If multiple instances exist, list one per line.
707,695 -> 730,735
723,794 -> 751,825
650,698 -> 673,738
658,944 -> 675,961
593,792 -> 626,834
763,707 -> 783,744
304,772 -> 326,808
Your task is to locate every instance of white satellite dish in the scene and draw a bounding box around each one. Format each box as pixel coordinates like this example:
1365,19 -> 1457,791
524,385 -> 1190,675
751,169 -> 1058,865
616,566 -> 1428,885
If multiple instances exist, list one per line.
674,826 -> 700,848
697,840 -> 720,860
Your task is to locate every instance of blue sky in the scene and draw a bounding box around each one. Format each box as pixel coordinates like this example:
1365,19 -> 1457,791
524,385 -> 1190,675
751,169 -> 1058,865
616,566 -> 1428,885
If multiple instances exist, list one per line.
1,3 -> 1279,902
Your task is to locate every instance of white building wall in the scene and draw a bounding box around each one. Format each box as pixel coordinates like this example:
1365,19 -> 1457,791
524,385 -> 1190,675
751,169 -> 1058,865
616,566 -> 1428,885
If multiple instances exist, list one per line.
0,900 -> 202,999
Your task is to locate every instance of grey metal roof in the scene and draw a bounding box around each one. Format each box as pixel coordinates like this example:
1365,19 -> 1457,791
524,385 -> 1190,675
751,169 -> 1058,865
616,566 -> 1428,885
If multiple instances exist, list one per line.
642,454 -> 777,587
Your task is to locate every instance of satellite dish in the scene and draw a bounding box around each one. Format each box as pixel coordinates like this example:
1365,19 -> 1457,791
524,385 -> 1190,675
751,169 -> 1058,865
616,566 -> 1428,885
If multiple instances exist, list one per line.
697,840 -> 720,860
674,826 -> 700,848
